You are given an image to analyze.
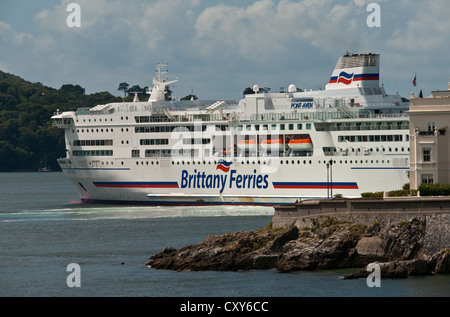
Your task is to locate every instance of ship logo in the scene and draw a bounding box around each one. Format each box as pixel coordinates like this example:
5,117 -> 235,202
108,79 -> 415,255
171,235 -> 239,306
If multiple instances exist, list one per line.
336,71 -> 354,85
216,159 -> 232,172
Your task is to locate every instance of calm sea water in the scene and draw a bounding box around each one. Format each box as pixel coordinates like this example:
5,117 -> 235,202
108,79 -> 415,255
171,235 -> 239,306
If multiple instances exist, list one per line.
0,172 -> 448,298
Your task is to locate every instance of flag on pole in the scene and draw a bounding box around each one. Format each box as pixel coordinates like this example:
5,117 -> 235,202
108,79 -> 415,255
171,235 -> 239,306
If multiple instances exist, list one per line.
412,74 -> 417,87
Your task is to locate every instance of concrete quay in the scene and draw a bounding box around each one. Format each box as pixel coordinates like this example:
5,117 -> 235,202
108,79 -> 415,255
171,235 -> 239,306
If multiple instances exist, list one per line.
274,197 -> 450,220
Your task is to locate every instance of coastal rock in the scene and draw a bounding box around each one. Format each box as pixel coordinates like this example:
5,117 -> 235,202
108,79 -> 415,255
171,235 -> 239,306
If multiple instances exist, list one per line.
147,216 -> 450,278
343,248 -> 450,279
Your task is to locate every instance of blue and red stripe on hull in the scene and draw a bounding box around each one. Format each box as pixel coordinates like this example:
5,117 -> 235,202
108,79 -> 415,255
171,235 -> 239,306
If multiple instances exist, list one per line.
94,181 -> 179,188
272,182 -> 358,189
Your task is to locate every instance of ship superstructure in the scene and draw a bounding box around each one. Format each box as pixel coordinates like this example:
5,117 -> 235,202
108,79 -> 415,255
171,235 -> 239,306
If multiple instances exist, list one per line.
52,55 -> 410,205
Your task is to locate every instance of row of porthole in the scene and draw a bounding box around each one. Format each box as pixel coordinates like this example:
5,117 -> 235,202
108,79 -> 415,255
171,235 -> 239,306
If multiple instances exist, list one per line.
78,116 -> 129,123
79,118 -> 113,123
349,147 -> 409,153
73,128 -> 130,133
134,161 -> 160,165
166,159 -> 392,166
88,161 -> 114,165
87,159 -> 393,167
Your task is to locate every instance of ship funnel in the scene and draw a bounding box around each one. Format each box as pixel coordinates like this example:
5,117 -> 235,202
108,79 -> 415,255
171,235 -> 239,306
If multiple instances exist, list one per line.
325,53 -> 380,90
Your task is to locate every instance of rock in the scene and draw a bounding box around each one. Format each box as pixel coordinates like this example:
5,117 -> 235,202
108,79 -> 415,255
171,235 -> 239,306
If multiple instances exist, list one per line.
269,226 -> 298,252
147,216 -> 449,279
434,249 -> 450,274
356,236 -> 384,256
404,259 -> 430,275
252,255 -> 279,269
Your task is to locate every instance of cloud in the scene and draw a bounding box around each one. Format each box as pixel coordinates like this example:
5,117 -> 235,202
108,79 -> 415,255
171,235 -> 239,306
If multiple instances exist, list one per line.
0,0 -> 448,99
0,20 -> 32,45
194,0 -> 365,62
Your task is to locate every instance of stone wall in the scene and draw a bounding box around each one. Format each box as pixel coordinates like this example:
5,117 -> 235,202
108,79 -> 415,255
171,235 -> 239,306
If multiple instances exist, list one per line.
273,197 -> 450,256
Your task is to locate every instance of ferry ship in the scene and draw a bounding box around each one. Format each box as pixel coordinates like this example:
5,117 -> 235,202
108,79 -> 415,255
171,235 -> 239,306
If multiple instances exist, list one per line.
51,53 -> 410,205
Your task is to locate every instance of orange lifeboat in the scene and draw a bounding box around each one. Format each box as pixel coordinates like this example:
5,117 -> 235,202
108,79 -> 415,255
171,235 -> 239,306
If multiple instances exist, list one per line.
288,137 -> 313,151
260,138 -> 284,151
237,139 -> 258,151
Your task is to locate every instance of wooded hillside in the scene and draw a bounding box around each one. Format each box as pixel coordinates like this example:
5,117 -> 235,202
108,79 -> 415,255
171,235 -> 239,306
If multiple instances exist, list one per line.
0,70 -> 122,172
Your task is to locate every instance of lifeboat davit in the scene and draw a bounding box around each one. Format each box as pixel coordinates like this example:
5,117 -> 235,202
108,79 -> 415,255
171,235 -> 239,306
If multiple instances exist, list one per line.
237,139 -> 258,151
288,137 -> 313,151
260,138 -> 284,151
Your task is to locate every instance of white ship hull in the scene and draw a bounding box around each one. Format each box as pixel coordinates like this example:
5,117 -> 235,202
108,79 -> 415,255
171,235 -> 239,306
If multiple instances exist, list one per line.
59,154 -> 409,205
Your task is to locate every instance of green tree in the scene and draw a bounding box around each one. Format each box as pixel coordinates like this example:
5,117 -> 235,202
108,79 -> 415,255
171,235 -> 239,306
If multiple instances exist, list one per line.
118,82 -> 129,97
181,94 -> 198,100
60,84 -> 85,95
0,70 -> 124,171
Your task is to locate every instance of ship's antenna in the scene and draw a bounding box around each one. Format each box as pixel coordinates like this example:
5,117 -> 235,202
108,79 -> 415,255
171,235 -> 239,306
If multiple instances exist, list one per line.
148,62 -> 178,102
155,62 -> 169,83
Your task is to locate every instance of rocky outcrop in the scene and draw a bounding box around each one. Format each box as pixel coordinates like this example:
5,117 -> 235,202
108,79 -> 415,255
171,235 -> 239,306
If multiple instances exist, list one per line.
147,215 -> 450,278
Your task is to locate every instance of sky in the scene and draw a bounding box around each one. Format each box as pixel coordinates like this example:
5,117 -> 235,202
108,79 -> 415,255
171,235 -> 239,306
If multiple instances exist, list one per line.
0,0 -> 449,101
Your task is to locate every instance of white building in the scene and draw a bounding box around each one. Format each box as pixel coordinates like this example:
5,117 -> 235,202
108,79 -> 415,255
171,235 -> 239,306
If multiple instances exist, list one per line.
409,82 -> 450,189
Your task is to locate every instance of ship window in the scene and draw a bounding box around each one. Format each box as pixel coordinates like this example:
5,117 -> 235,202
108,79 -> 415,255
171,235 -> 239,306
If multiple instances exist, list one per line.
73,150 -> 113,157
297,124 -> 302,130
289,124 -> 294,130
280,124 -> 285,130
306,124 -> 311,130
131,149 -> 140,158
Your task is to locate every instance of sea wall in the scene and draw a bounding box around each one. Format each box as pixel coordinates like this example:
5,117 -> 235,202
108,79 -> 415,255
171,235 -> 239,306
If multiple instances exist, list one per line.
273,197 -> 450,255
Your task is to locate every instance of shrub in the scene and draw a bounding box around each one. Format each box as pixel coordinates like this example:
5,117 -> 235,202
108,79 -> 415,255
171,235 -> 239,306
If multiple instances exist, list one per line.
361,191 -> 384,197
418,183 -> 450,196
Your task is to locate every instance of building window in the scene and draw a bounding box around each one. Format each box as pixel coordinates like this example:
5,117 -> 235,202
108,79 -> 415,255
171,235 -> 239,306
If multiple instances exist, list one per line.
421,174 -> 434,184
422,148 -> 431,162
427,121 -> 437,133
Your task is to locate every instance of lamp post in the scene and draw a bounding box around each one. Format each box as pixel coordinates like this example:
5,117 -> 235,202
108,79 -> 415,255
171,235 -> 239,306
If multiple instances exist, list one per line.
326,162 -> 330,199
329,159 -> 333,198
